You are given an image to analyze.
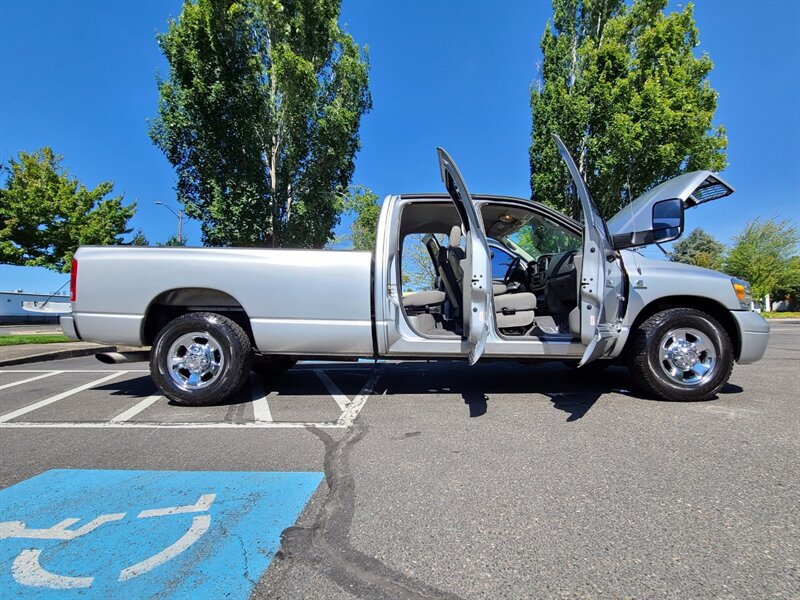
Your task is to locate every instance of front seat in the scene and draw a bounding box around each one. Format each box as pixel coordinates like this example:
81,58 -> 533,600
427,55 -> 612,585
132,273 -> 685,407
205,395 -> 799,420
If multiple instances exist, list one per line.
448,225 -> 536,332
494,290 -> 536,330
446,225 -> 466,292
437,225 -> 465,318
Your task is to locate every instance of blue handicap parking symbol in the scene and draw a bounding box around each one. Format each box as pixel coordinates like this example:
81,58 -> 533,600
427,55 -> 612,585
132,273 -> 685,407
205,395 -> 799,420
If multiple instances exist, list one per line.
0,469 -> 323,599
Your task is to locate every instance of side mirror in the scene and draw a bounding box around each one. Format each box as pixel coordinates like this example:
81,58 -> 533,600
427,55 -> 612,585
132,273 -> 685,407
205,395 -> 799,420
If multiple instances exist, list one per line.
611,197 -> 685,249
652,198 -> 683,243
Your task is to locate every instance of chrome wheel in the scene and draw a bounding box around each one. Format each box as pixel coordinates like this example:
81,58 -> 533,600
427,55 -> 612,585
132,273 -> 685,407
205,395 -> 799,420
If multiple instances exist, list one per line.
167,331 -> 225,391
658,327 -> 717,386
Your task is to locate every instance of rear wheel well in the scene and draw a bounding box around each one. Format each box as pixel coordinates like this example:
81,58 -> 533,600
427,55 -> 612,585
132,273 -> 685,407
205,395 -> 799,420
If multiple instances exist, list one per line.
142,288 -> 255,348
628,296 -> 740,360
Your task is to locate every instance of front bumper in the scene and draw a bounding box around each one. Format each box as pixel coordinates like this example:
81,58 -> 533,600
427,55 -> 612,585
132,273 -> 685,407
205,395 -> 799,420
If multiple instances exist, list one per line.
60,314 -> 80,341
731,310 -> 770,364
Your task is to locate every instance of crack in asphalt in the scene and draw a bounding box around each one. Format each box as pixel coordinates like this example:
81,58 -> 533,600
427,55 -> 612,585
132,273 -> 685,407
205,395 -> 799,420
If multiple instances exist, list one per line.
233,531 -> 255,586
265,422 -> 462,600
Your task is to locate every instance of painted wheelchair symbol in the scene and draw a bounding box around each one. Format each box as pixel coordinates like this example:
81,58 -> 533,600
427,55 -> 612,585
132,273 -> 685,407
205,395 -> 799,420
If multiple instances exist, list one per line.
0,493 -> 215,589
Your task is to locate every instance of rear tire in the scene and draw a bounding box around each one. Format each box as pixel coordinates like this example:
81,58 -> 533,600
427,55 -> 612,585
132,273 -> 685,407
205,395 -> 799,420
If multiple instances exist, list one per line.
150,312 -> 252,406
627,308 -> 733,401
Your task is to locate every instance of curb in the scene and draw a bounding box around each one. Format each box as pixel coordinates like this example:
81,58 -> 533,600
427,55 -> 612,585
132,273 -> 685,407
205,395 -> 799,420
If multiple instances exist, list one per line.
0,345 -> 117,368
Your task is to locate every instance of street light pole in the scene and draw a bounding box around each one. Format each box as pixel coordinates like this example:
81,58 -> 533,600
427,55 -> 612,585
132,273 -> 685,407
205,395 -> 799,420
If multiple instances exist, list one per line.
154,201 -> 183,243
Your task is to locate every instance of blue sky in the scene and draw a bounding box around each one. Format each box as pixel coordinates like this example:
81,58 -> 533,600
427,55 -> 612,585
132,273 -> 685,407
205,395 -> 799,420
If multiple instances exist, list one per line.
1,0 -> 798,294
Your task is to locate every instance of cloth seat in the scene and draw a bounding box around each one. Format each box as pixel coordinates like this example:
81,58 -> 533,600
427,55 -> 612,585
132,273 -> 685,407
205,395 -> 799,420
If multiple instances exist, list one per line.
403,290 -> 446,308
494,291 -> 536,329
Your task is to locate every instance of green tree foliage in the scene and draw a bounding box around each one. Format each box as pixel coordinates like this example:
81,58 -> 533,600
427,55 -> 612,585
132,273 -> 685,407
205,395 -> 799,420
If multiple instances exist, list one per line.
344,185 -> 380,251
775,255 -> 800,302
725,218 -> 799,300
158,235 -> 188,247
129,229 -> 150,246
151,0 -> 371,249
668,227 -> 726,271
0,148 -> 135,273
531,0 -> 727,219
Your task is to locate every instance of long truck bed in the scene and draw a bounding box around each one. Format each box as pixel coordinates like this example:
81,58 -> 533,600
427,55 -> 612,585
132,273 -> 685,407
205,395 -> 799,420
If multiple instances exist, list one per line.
69,246 -> 375,356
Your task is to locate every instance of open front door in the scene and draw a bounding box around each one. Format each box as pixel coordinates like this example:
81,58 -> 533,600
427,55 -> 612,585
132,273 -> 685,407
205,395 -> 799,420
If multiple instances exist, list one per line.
552,135 -> 623,366
437,148 -> 492,365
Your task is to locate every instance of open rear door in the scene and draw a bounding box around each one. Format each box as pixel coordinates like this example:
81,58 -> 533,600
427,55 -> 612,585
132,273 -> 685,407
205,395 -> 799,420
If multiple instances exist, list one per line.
552,135 -> 623,366
437,148 -> 492,365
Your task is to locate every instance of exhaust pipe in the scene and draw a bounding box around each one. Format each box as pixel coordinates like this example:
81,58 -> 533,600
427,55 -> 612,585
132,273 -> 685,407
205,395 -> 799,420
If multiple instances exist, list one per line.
96,351 -> 150,365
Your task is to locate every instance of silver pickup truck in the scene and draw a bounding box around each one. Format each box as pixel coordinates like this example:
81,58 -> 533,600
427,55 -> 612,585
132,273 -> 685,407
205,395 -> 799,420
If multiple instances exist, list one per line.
62,136 -> 769,405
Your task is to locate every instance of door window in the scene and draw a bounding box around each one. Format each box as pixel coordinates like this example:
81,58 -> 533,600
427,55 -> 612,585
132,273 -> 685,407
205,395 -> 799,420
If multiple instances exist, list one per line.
401,234 -> 440,292
489,246 -> 516,280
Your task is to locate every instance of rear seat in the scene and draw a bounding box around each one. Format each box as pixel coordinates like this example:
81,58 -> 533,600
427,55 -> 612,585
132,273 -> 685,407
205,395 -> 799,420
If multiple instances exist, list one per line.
403,290 -> 446,309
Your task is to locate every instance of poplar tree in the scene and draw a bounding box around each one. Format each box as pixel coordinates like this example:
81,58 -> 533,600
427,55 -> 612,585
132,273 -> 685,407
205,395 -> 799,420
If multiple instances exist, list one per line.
151,0 -> 371,248
531,0 -> 727,219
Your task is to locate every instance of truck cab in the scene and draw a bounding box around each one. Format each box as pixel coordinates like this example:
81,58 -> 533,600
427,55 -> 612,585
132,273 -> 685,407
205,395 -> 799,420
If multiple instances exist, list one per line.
369,139 -> 768,400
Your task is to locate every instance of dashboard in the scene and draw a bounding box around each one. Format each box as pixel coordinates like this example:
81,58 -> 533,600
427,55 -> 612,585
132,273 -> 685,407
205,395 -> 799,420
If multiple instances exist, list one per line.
526,250 -> 579,314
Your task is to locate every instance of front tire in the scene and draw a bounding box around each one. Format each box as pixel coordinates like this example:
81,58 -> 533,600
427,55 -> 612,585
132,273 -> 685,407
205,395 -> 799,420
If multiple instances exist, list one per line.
150,312 -> 253,406
627,308 -> 734,401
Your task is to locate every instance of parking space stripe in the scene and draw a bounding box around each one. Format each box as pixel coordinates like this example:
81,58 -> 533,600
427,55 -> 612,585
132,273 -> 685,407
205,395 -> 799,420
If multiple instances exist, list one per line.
0,369 -> 150,373
109,395 -> 163,423
0,372 -> 125,423
0,367 -> 381,429
0,371 -> 62,391
337,369 -> 382,426
314,370 -> 351,410
0,421 -> 346,428
250,377 -> 273,422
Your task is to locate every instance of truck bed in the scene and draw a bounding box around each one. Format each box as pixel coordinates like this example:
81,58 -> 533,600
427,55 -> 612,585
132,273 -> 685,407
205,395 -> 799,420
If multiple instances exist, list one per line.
71,246 -> 375,356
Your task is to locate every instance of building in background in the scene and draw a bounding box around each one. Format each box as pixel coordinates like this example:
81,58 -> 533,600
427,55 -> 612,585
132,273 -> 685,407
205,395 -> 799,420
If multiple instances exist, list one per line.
0,291 -> 69,324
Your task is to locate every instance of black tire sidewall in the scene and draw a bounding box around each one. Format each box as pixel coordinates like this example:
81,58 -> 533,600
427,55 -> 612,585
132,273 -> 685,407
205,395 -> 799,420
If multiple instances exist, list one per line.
150,313 -> 251,406
640,310 -> 732,401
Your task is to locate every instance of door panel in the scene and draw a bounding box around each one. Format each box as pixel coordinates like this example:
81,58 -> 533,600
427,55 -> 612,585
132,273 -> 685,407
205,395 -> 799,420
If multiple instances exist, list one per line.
551,135 -> 623,365
437,148 -> 492,365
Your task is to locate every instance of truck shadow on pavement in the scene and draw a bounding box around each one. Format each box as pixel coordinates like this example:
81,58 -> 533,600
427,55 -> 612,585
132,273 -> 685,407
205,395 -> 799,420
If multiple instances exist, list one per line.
89,361 -> 744,421
365,361 -> 744,422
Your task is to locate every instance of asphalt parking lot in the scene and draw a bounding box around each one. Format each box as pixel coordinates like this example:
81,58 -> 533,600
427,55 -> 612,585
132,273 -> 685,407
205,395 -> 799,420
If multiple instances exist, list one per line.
1,324 -> 798,599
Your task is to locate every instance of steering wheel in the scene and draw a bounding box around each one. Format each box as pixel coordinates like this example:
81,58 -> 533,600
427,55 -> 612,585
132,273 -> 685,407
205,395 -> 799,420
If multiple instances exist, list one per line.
503,256 -> 523,284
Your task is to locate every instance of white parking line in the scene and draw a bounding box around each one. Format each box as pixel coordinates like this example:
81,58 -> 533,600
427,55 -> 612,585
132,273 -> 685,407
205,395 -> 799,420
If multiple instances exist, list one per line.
0,367 -> 382,429
250,376 -> 273,422
337,369 -> 383,426
0,370 -> 150,373
0,421 -> 346,429
109,395 -> 163,423
0,372 -> 125,423
314,370 -> 351,411
0,371 -> 63,391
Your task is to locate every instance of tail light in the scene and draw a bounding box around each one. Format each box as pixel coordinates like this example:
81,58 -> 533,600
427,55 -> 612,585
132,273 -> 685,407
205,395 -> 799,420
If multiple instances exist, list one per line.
70,258 -> 78,302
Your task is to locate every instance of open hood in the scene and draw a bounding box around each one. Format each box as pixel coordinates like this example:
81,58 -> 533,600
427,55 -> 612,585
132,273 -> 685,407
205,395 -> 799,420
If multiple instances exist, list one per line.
606,171 -> 734,248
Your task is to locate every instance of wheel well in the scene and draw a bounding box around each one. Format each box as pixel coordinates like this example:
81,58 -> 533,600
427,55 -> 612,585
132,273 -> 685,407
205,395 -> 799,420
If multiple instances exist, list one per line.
629,296 -> 740,360
142,288 -> 255,347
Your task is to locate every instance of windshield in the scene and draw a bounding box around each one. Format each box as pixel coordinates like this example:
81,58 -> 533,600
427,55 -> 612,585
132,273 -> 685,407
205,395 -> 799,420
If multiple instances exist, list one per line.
502,215 -> 581,259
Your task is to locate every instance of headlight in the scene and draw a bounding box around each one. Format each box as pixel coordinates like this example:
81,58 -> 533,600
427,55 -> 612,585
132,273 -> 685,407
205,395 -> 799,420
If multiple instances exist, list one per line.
731,278 -> 753,310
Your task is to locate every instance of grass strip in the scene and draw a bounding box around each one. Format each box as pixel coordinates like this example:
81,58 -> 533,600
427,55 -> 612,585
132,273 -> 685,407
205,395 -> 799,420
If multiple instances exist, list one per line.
0,334 -> 73,346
